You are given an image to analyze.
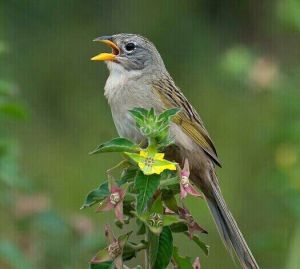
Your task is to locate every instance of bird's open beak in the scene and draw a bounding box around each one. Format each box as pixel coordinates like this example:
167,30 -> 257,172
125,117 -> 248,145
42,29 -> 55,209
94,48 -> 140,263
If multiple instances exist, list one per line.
91,36 -> 120,61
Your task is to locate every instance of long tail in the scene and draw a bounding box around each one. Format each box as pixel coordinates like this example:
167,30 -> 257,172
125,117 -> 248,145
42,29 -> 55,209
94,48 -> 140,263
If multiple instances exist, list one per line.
204,175 -> 260,269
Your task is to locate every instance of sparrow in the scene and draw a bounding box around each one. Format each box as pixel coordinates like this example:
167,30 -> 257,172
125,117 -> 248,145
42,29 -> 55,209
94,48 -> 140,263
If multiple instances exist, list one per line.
91,33 -> 260,269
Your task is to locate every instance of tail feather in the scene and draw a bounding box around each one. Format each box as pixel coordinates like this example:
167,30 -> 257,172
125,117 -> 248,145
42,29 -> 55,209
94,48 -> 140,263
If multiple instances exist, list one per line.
206,180 -> 260,269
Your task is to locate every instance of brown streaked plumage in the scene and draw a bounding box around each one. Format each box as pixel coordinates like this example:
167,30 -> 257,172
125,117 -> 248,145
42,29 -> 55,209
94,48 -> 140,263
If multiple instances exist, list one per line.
152,76 -> 221,167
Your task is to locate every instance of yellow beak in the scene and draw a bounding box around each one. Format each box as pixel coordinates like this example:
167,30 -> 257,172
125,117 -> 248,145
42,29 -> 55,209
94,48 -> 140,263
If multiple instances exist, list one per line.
91,39 -> 120,61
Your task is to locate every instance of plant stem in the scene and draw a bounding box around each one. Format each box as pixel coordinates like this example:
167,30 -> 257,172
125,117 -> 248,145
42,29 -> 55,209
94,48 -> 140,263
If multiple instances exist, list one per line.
106,160 -> 128,177
145,231 -> 150,269
126,242 -> 147,251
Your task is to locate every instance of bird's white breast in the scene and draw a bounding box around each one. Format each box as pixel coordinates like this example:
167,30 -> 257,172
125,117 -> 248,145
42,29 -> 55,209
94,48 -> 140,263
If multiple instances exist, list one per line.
103,62 -> 197,152
104,62 -> 159,143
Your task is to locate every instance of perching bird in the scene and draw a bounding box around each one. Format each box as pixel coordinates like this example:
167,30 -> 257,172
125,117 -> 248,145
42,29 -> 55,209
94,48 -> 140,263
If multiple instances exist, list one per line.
91,33 -> 260,269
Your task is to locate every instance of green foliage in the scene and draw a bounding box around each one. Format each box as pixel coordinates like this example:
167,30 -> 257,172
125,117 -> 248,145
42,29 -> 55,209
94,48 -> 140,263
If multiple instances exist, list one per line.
90,138 -> 141,154
90,262 -> 114,269
172,246 -> 193,269
188,234 -> 210,256
153,227 -> 173,269
84,108 -> 206,269
134,171 -> 160,214
81,181 -> 109,208
129,107 -> 180,147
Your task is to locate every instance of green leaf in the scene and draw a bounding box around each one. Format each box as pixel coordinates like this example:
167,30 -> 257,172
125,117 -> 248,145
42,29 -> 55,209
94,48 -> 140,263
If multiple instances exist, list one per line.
170,222 -> 189,233
160,177 -> 180,194
90,138 -> 140,154
187,233 -> 209,256
123,245 -> 137,261
148,107 -> 155,119
81,182 -> 109,209
129,108 -> 148,121
91,248 -> 111,264
154,227 -> 173,269
136,220 -> 146,235
160,173 -> 180,194
130,107 -> 148,116
148,232 -> 160,267
172,246 -> 193,269
128,107 -> 181,148
161,189 -> 178,211
90,262 -> 114,269
150,196 -> 163,214
134,171 -> 160,214
119,167 -> 138,184
158,107 -> 181,122
163,215 -> 183,227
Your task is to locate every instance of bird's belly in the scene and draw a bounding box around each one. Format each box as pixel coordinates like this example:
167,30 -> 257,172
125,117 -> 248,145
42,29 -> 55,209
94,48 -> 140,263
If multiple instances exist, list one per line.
111,106 -> 144,144
112,106 -> 197,151
107,82 -> 162,144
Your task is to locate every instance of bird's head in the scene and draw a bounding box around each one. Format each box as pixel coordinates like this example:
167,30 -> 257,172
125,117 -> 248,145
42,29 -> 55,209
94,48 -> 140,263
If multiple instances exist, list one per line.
91,33 -> 166,74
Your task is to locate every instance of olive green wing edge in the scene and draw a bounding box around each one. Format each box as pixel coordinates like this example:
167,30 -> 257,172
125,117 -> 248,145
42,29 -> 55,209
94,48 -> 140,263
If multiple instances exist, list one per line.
153,84 -> 221,167
173,114 -> 221,167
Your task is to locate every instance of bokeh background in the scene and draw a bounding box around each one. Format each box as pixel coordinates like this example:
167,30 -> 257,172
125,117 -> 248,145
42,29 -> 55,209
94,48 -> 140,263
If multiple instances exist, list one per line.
1,1 -> 300,268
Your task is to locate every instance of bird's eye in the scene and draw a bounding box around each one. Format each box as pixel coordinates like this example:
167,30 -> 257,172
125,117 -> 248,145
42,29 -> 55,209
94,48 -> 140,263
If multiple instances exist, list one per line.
125,42 -> 136,52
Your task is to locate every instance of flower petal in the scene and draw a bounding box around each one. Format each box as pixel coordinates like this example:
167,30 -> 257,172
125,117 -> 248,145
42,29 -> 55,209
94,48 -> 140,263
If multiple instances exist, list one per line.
181,158 -> 190,178
115,202 -> 124,222
90,247 -> 111,264
113,254 -> 123,269
111,185 -> 121,193
154,152 -> 165,160
138,162 -> 146,171
125,152 -> 144,163
178,207 -> 207,237
188,221 -> 207,237
185,185 -> 202,197
154,159 -> 176,168
152,165 -> 165,175
163,163 -> 177,171
140,150 -> 148,158
152,159 -> 177,174
193,257 -> 201,269
180,184 -> 188,199
96,198 -> 114,212
141,164 -> 155,175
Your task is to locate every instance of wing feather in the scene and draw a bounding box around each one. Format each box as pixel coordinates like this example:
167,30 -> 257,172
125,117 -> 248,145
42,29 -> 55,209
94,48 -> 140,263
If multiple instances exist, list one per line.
152,78 -> 221,167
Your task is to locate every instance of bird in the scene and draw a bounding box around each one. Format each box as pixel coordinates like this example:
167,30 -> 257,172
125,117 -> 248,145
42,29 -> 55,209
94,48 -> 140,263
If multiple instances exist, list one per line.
91,33 -> 260,269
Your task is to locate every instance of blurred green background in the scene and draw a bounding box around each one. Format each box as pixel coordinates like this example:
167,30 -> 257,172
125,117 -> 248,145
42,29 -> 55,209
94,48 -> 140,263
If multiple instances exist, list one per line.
1,1 -> 300,268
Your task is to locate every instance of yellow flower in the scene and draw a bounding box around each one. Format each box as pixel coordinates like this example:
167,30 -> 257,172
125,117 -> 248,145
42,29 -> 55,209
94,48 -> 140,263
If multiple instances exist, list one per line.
125,149 -> 176,175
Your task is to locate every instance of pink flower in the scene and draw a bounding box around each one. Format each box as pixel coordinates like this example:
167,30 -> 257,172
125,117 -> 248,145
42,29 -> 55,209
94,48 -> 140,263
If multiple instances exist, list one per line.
180,159 -> 202,199
178,207 -> 207,238
96,182 -> 127,222
193,257 -> 201,269
90,225 -> 130,269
